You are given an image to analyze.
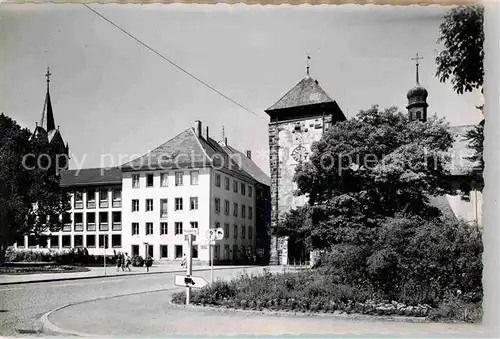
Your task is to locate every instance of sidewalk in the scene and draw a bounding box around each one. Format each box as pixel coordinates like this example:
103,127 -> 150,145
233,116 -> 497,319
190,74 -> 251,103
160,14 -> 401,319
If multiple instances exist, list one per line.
0,264 -> 255,285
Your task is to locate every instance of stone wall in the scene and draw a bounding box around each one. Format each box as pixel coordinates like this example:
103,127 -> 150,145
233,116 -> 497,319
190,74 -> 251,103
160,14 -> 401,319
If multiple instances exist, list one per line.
268,115 -> 332,265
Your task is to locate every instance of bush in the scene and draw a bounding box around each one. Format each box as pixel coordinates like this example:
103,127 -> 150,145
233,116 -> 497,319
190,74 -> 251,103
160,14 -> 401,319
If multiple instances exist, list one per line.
4,248 -> 116,266
131,255 -> 144,267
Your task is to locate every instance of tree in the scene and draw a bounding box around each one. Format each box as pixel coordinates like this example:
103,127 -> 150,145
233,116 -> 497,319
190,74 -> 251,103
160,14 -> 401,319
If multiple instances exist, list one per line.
436,5 -> 484,95
285,106 -> 454,251
436,5 -> 484,171
0,113 -> 70,265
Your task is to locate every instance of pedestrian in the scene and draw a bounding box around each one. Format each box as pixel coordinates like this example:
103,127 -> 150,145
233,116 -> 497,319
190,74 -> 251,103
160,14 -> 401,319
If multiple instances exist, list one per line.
181,253 -> 186,268
116,253 -> 122,272
124,252 -> 132,272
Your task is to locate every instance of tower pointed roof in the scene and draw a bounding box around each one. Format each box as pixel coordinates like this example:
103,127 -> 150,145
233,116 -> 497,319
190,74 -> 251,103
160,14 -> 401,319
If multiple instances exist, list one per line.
265,76 -> 335,112
40,67 -> 56,132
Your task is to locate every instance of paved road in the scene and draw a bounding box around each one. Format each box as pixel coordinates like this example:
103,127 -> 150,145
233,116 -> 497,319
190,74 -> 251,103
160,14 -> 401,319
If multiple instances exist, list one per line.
0,266 -> 267,337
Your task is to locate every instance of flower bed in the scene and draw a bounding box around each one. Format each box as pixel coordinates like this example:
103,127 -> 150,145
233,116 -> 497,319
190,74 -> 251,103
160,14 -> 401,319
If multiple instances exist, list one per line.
0,265 -> 90,275
171,270 -> 481,323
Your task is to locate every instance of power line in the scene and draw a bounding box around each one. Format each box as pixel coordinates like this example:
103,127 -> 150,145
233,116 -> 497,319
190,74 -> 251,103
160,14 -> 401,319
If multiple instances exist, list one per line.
83,4 -> 268,123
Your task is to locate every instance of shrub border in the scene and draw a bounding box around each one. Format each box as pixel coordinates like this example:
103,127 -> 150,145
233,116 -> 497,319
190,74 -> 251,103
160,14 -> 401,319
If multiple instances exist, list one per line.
168,298 -> 431,324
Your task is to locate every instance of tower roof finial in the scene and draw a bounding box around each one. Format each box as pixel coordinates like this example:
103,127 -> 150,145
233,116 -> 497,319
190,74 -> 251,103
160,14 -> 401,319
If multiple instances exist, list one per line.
306,54 -> 311,76
411,53 -> 423,85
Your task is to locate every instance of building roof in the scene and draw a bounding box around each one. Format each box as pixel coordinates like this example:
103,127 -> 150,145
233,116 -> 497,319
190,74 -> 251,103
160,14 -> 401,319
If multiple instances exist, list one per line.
222,144 -> 271,187
120,126 -> 256,183
40,88 -> 56,132
265,76 -> 335,112
446,125 -> 482,176
60,167 -> 122,187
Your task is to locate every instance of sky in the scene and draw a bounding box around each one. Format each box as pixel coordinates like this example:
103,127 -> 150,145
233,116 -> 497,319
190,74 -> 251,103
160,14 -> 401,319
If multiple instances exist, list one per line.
0,4 -> 483,175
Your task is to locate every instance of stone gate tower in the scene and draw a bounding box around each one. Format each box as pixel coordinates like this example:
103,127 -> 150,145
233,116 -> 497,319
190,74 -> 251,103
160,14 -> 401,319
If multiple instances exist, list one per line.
265,68 -> 346,265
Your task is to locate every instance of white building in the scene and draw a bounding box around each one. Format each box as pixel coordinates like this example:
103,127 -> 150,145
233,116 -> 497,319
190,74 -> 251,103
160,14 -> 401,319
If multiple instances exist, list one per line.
120,121 -> 259,264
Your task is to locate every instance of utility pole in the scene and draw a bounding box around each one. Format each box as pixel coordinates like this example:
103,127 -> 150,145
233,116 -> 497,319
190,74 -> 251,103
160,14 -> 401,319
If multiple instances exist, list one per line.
186,234 -> 193,305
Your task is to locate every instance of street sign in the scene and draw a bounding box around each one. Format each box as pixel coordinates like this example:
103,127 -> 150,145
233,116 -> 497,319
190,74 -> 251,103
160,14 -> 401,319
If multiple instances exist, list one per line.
215,227 -> 224,240
184,228 -> 199,236
175,275 -> 208,289
207,229 -> 216,241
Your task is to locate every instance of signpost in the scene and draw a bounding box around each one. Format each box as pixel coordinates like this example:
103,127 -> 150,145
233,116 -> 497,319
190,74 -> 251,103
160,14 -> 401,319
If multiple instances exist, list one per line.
177,227 -> 199,305
206,227 -> 224,284
174,275 -> 208,289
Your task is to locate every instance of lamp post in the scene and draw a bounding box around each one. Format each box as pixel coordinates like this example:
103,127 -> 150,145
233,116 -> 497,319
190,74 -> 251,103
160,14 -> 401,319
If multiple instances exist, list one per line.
143,242 -> 149,272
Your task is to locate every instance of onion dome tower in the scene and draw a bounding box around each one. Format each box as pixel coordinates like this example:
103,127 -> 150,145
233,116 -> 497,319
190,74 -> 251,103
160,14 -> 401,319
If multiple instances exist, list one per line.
406,53 -> 428,122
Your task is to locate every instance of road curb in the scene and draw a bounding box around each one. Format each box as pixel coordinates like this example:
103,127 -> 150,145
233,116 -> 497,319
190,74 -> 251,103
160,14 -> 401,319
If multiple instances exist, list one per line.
0,265 -> 256,286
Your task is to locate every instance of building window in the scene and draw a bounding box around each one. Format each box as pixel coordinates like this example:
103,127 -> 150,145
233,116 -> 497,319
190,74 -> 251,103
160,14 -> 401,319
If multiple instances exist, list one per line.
38,235 -> 48,248
87,189 -> 96,209
132,199 -> 139,212
248,226 -> 253,240
241,183 -> 246,196
16,236 -> 25,248
190,197 -> 198,210
190,171 -> 199,185
160,199 -> 168,218
112,189 -> 122,208
215,174 -> 221,187
86,212 -> 96,231
224,223 -> 229,239
112,234 -> 122,248
74,213 -> 84,231
86,234 -> 96,248
233,244 -> 238,259
146,174 -> 154,187
112,211 -> 122,231
233,224 -> 238,239
215,198 -> 220,213
175,245 -> 183,259
74,235 -> 83,247
224,244 -> 230,260
175,198 -> 183,211
147,245 -> 154,258
27,235 -> 37,248
62,213 -> 71,231
146,199 -> 153,212
160,222 -> 168,235
74,191 -> 83,209
233,203 -> 238,217
132,223 -> 139,236
175,172 -> 183,186
249,207 -> 253,220
175,222 -> 183,235
132,245 -> 139,256
224,177 -> 230,190
249,186 -> 252,198
241,205 -> 246,218
50,235 -> 59,248
224,200 -> 230,215
160,173 -> 169,187
160,245 -> 168,258
190,221 -> 198,229
99,234 -> 109,248
233,180 -> 238,193
99,212 -> 109,231
62,235 -> 71,248
214,245 -> 220,260
132,174 -> 140,188
146,222 -> 153,235
192,245 -> 199,259
241,225 -> 246,239
99,189 -> 109,208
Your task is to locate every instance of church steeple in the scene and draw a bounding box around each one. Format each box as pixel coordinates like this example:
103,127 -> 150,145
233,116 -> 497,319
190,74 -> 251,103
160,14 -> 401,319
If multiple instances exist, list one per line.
40,67 -> 56,132
406,53 -> 429,122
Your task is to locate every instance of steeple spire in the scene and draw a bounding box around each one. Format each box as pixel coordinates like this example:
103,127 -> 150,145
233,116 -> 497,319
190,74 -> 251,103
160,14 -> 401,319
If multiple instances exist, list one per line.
411,53 -> 423,85
40,66 -> 56,132
306,54 -> 311,76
